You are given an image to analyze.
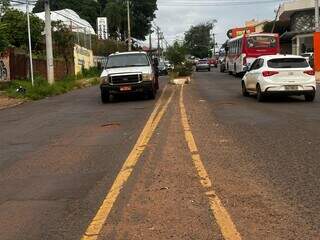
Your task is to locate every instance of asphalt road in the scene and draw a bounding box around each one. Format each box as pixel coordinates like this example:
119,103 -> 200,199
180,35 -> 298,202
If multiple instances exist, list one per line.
0,70 -> 319,240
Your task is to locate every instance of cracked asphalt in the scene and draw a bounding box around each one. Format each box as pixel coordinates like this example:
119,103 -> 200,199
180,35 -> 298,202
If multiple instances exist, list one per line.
0,70 -> 319,240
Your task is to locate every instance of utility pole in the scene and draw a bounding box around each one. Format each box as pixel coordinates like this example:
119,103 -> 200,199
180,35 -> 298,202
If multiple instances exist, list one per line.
149,32 -> 152,52
272,4 -> 281,33
316,0 -> 320,31
26,0 -> 34,86
156,27 -> 160,58
161,32 -> 164,60
44,0 -> 54,84
213,33 -> 216,56
127,0 -> 132,51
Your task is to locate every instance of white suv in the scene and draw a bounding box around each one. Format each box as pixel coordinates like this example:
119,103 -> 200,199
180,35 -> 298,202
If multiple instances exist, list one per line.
100,51 -> 158,103
242,55 -> 316,102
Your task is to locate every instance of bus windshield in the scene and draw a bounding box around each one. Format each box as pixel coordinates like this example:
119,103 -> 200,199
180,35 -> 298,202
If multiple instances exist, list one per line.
247,36 -> 277,49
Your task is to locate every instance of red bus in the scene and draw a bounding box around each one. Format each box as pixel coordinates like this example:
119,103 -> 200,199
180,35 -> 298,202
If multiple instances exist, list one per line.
226,33 -> 280,75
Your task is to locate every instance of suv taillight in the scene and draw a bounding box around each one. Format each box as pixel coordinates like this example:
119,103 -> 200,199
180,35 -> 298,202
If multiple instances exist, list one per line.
262,71 -> 279,77
304,70 -> 315,76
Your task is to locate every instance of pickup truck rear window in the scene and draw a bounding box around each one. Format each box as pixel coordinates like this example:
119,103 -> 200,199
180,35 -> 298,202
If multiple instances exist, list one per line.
267,58 -> 309,68
107,54 -> 150,68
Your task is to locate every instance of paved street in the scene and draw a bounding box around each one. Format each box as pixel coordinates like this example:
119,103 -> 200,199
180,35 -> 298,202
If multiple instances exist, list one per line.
0,70 -> 319,240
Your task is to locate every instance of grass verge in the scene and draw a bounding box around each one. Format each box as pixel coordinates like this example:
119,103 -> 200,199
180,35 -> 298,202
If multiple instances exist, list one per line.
1,67 -> 100,101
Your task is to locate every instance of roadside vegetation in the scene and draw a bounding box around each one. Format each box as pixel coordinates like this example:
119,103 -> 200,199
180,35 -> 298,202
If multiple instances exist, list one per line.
1,67 -> 100,100
165,42 -> 193,78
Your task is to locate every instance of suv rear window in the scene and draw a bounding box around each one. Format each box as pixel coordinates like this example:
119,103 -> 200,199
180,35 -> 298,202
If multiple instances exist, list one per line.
267,58 -> 309,68
199,60 -> 208,64
107,54 -> 150,68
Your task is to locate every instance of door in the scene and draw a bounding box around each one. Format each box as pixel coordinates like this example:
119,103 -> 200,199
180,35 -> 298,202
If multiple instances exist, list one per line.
246,59 -> 260,90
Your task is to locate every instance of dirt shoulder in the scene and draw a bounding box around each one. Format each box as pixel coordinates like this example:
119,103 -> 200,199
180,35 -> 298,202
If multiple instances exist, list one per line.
0,94 -> 24,110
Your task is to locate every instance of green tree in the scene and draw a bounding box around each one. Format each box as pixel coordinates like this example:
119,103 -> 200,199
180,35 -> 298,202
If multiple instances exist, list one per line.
103,0 -> 157,41
52,21 -> 75,74
0,22 -> 9,53
0,0 -> 10,17
165,41 -> 186,65
33,0 -> 100,31
91,36 -> 127,56
1,9 -> 44,49
184,21 -> 216,59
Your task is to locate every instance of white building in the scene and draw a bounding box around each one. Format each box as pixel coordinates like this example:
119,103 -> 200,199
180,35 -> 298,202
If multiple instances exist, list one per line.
279,0 -> 318,54
35,9 -> 95,35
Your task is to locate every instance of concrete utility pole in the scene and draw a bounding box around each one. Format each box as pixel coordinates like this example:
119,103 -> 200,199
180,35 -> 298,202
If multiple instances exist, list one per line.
127,0 -> 132,51
26,0 -> 34,86
161,32 -> 164,60
157,27 -> 160,58
44,0 -> 54,84
316,0 -> 320,31
149,32 -> 152,51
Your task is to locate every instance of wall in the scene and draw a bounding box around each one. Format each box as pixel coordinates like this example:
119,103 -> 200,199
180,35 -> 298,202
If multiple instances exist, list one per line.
9,49 -> 74,81
74,44 -> 94,75
0,51 -> 10,82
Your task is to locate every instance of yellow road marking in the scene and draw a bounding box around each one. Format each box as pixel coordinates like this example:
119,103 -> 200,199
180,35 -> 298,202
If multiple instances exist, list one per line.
179,85 -> 242,240
81,85 -> 174,240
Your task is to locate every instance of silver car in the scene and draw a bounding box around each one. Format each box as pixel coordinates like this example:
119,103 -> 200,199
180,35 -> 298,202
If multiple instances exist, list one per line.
196,59 -> 210,72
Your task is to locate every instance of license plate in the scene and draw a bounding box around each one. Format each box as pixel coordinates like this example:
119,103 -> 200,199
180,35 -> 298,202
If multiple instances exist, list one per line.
285,85 -> 298,91
120,86 -> 132,91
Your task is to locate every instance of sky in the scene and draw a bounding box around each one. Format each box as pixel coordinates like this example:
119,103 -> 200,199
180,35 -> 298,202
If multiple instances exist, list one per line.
15,0 -> 285,49
150,0 -> 285,48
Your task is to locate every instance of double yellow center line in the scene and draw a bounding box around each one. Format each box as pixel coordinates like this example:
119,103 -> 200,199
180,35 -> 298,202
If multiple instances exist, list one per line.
81,84 -> 241,240
179,85 -> 241,240
81,86 -> 174,240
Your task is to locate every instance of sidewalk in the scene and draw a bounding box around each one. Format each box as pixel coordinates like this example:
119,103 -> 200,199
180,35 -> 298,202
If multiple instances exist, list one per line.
317,71 -> 320,84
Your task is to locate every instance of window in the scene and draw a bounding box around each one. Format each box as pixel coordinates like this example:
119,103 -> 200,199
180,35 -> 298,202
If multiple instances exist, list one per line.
247,36 -> 277,48
267,58 -> 309,68
250,59 -> 263,70
258,59 -> 264,68
106,54 -> 150,68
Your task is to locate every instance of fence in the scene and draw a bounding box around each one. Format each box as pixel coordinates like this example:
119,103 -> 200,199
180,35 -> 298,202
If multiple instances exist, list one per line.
9,49 -> 74,81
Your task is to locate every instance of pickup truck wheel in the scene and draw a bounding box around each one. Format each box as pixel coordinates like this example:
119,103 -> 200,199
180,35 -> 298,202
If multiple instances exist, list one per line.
101,90 -> 109,103
147,85 -> 156,100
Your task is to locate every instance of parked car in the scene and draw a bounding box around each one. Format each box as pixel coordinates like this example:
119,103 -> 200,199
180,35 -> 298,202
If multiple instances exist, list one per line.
196,59 -> 211,72
208,58 -> 218,68
100,51 -> 158,103
164,61 -> 173,71
158,62 -> 168,75
218,55 -> 226,72
301,52 -> 313,63
242,55 -> 316,102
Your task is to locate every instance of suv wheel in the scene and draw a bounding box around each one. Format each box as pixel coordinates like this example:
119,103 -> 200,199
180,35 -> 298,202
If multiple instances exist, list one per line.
147,84 -> 156,99
305,91 -> 315,102
101,89 -> 109,103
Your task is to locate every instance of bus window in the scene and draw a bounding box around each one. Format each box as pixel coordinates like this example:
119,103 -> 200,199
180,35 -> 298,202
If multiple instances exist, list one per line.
247,36 -> 277,48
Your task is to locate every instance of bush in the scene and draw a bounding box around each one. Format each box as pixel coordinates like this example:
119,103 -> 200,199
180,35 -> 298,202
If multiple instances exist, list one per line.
4,68 -> 100,100
172,62 -> 193,77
